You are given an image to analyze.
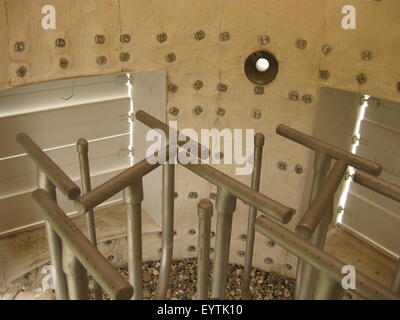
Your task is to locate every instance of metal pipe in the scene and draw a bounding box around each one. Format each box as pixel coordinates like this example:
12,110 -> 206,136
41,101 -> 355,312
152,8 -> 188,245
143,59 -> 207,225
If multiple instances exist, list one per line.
17,133 -> 81,200
313,272 -> 345,300
242,133 -> 265,300
31,189 -> 133,300
75,153 -> 165,213
135,110 -> 210,160
62,244 -> 89,300
154,164 -> 175,299
197,199 -> 213,300
255,214 -> 400,300
124,179 -> 144,300
296,159 -> 348,239
180,160 -> 293,224
276,124 -> 382,176
211,187 -> 237,299
392,262 -> 400,294
353,170 -> 400,203
37,169 -> 69,300
76,138 -> 102,300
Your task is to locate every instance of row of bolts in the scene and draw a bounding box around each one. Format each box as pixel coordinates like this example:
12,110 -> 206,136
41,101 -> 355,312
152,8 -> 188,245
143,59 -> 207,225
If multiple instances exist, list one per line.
13,32 -> 395,90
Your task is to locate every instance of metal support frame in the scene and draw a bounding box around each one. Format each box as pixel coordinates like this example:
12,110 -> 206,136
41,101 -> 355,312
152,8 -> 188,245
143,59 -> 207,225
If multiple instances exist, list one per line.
242,133 -> 265,300
77,138 -> 102,300
197,199 -> 213,300
154,164 -> 175,299
212,187 -> 237,299
124,179 -> 144,300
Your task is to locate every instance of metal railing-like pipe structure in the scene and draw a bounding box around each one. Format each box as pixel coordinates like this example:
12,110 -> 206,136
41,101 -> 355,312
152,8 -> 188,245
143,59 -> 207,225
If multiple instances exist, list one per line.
17,133 -> 81,200
255,214 -> 400,300
276,124 -> 383,175
31,189 -> 133,300
241,133 -> 265,300
197,199 -> 213,300
124,179 -> 144,300
37,170 -> 69,300
154,164 -> 175,299
76,138 -> 103,300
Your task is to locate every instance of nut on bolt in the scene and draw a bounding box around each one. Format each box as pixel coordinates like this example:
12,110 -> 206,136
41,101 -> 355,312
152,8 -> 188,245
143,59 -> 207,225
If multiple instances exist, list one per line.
195,30 -> 206,41
219,32 -> 230,41
59,58 -> 69,69
277,161 -> 288,171
217,83 -> 228,92
120,34 -> 131,43
193,80 -> 203,91
96,56 -> 107,65
95,34 -> 106,44
16,66 -> 27,78
193,105 -> 203,116
165,53 -> 176,63
14,42 -> 25,52
157,33 -> 168,43
120,52 -> 130,62
169,107 -> 180,116
55,38 -> 66,48
303,94 -> 313,104
265,257 -> 274,264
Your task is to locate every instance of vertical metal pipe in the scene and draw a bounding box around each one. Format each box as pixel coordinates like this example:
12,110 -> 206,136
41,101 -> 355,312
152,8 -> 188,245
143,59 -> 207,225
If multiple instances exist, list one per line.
154,164 -> 175,299
76,138 -> 102,300
37,169 -> 69,300
314,272 -> 345,300
124,179 -> 144,300
62,244 -> 89,300
392,262 -> 400,294
242,133 -> 265,300
295,151 -> 331,300
197,199 -> 213,300
211,187 -> 237,299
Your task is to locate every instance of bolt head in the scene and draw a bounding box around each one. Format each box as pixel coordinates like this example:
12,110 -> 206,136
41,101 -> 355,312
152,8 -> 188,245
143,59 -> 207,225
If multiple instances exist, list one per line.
193,105 -> 203,116
296,39 -> 307,49
259,35 -> 270,45
95,35 -> 106,44
254,86 -> 264,95
119,52 -> 130,62
16,66 -> 27,78
193,80 -> 203,91
216,108 -> 226,117
303,95 -> 313,104
238,250 -> 246,257
195,30 -> 206,41
120,34 -> 131,43
169,107 -> 180,116
168,84 -> 178,93
157,33 -> 168,43
188,229 -> 196,235
55,38 -> 66,48
321,44 -> 332,55
361,50 -> 372,61
219,32 -> 230,41
165,53 -> 176,63
188,192 -> 199,199
265,257 -> 274,264
59,58 -> 69,69
320,70 -> 330,80
14,42 -> 25,52
277,161 -> 288,171
357,73 -> 367,85
294,164 -> 303,174
289,91 -> 299,101
252,109 -> 262,119
96,56 -> 107,65
217,83 -> 228,92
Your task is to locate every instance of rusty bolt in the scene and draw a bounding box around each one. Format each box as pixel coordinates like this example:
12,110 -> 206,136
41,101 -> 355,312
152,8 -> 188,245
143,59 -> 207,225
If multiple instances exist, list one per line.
169,106 -> 180,116
193,105 -> 203,116
95,35 -> 106,44
55,38 -> 66,48
195,30 -> 206,41
96,56 -> 107,65
254,86 -> 264,95
219,32 -> 230,41
357,73 -> 367,85
157,33 -> 168,43
59,58 -> 69,69
165,53 -> 176,63
120,34 -> 131,43
217,83 -> 228,92
120,52 -> 130,62
14,42 -> 25,52
296,39 -> 307,49
193,80 -> 203,90
16,66 -> 27,78
289,90 -> 300,101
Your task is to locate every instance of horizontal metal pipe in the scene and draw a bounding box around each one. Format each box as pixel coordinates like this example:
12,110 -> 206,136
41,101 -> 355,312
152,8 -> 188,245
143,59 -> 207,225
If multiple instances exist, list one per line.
31,189 -> 133,300
296,160 -> 348,239
135,110 -> 210,160
276,124 -> 382,176
17,133 -> 81,200
255,214 -> 400,300
180,160 -> 294,224
75,152 -> 167,213
353,170 -> 400,203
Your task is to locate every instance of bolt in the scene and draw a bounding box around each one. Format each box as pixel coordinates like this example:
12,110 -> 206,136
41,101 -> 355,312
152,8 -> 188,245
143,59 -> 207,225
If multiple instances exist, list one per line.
188,246 -> 196,253
267,240 -> 276,247
174,192 -> 179,198
240,234 -> 247,241
16,66 -> 27,78
285,264 -> 292,271
107,255 -> 114,261
277,161 -> 288,171
217,83 -> 228,92
210,248 -> 214,253
188,192 -> 198,199
157,33 -> 168,43
321,44 -> 332,55
361,50 -> 372,61
259,35 -> 270,45
357,73 -> 367,85
193,105 -> 203,116
289,90 -> 299,101
219,32 -> 230,41
195,30 -> 206,41
193,80 -> 203,90
296,39 -> 307,49
252,109 -> 262,119
209,193 -> 217,200
120,34 -> 131,43
158,248 -> 162,254
320,70 -> 330,80
168,84 -> 178,93
254,86 -> 264,95
119,52 -> 130,62
95,34 -> 106,44
216,107 -> 226,116
238,250 -> 245,257
210,231 -> 216,238
265,257 -> 274,264
169,106 -> 180,116
55,38 -> 66,48
294,164 -> 303,174
165,53 -> 176,63
59,58 -> 69,69
96,56 -> 107,65
105,240 -> 113,245
188,229 -> 196,235
157,231 -> 163,238
14,42 -> 25,52
303,94 -> 313,104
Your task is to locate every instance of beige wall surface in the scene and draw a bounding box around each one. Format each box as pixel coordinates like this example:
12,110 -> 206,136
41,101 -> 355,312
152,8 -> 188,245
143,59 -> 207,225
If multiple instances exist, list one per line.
0,0 -> 399,276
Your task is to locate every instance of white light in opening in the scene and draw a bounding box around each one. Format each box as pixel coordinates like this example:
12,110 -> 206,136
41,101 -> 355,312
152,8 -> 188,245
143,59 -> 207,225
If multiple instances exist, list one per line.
255,58 -> 270,72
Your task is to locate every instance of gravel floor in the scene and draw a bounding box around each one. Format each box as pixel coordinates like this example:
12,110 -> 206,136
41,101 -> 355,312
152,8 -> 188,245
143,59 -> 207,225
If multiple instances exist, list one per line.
91,257 -> 296,300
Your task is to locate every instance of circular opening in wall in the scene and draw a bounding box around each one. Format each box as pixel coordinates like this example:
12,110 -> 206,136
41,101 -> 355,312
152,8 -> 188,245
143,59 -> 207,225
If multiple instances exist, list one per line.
245,51 -> 278,85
